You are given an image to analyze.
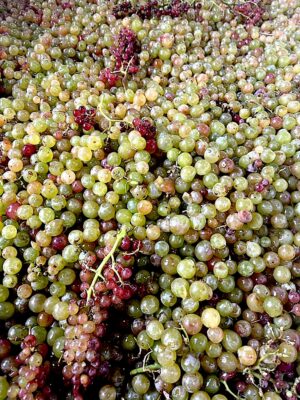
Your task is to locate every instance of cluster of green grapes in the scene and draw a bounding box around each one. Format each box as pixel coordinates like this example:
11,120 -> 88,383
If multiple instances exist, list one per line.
0,0 -> 300,399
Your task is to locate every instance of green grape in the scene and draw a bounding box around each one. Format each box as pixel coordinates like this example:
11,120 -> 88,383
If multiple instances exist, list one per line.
0,302 -> 15,320
0,377 -> 9,400
160,364 -> 181,384
161,328 -> 183,350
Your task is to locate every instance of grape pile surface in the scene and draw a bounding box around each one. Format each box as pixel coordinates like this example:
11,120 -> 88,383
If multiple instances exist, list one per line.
0,0 -> 300,400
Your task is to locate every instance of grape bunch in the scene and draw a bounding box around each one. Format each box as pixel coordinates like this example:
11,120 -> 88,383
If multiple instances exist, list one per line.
99,68 -> 121,89
113,0 -> 191,20
112,28 -> 141,74
62,303 -> 108,400
112,1 -> 136,19
1,334 -> 55,400
234,1 -> 265,26
73,106 -> 96,132
133,118 -> 158,154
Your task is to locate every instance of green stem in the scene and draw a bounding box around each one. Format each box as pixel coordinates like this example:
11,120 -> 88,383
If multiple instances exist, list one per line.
221,381 -> 241,400
130,363 -> 161,376
179,323 -> 190,344
253,350 -> 282,368
98,97 -> 131,126
86,225 -> 127,303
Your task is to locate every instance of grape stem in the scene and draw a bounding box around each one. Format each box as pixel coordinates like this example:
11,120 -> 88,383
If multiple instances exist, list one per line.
179,323 -> 190,344
98,97 -> 132,129
221,380 -> 241,399
130,363 -> 161,376
289,377 -> 300,397
86,225 -> 127,303
254,350 -> 284,368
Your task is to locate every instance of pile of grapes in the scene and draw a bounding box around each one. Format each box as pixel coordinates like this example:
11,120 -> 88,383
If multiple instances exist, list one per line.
0,0 -> 299,399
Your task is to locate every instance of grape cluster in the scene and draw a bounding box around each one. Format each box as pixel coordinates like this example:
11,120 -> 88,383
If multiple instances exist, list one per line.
160,0 -> 191,18
132,118 -> 158,155
62,303 -> 108,400
2,335 -> 55,400
112,1 -> 136,19
112,28 -> 141,74
133,118 -> 156,140
136,0 -> 160,19
78,244 -> 136,305
73,106 -> 96,132
99,68 -> 121,89
113,0 -> 191,20
60,229 -> 143,397
234,1 -> 265,26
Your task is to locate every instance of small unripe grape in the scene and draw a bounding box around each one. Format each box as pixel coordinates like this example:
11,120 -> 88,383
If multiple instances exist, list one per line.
207,327 -> 224,344
171,278 -> 189,299
161,328 -> 183,350
61,170 -> 76,184
273,265 -> 291,283
0,377 -> 9,400
1,225 -> 17,240
189,281 -> 212,302
278,342 -> 298,363
182,314 -> 202,335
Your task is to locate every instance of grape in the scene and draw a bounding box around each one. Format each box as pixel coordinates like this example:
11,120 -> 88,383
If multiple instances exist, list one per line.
237,346 -> 257,366
0,302 -> 15,320
146,320 -> 164,340
99,385 -> 117,400
132,374 -> 150,395
0,377 -> 8,400
160,364 -> 181,384
201,309 -> 221,329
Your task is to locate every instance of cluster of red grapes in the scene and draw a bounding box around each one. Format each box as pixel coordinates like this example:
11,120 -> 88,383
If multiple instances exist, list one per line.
112,1 -> 135,19
1,335 -> 54,400
133,118 -> 158,155
234,1 -> 264,25
99,68 -> 121,89
73,106 -> 96,131
62,302 -> 108,400
99,28 -> 141,89
113,0 -> 191,19
79,249 -> 136,305
112,28 -> 140,74
60,236 -> 144,397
